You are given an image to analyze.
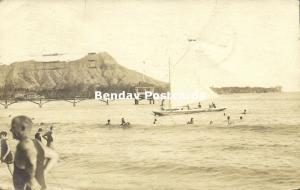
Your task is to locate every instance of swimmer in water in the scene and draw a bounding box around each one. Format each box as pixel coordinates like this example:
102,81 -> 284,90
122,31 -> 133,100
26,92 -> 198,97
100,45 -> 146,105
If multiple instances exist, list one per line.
212,102 -> 216,108
187,118 -> 194,125
42,126 -> 55,149
10,115 -> 58,190
198,102 -> 202,108
105,119 -> 111,126
121,118 -> 126,126
120,118 -> 130,128
153,119 -> 157,126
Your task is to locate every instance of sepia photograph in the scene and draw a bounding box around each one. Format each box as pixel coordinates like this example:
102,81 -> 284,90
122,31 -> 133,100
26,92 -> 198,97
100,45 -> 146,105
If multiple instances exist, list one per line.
0,0 -> 299,189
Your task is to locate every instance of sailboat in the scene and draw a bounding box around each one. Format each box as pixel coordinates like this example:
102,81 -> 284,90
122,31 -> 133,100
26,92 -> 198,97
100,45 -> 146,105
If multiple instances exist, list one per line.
153,107 -> 226,116
153,48 -> 226,116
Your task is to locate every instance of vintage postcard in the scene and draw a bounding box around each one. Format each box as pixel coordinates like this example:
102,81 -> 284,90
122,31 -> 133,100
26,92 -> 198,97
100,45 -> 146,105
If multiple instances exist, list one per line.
0,0 -> 299,190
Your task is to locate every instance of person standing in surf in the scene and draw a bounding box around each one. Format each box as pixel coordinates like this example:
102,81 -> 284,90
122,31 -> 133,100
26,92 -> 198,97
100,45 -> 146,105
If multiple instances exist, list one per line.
35,128 -> 43,143
10,116 -> 59,190
227,116 -> 231,125
120,118 -> 130,128
0,131 -> 14,175
42,126 -> 55,149
198,102 -> 202,108
153,119 -> 157,126
105,119 -> 111,126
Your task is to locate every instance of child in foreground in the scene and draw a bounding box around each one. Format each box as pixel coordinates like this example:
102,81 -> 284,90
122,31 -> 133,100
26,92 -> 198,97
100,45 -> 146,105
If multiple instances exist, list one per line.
10,115 -> 59,190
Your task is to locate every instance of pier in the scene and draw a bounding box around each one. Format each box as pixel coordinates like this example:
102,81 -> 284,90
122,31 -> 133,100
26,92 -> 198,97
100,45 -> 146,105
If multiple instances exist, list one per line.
0,97 -> 109,109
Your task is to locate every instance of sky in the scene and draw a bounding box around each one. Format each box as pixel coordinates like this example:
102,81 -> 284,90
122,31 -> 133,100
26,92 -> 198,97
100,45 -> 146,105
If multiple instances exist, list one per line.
0,0 -> 299,91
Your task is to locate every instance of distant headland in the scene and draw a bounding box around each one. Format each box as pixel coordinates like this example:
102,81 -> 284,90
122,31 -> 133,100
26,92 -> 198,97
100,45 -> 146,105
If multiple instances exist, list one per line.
211,86 -> 282,94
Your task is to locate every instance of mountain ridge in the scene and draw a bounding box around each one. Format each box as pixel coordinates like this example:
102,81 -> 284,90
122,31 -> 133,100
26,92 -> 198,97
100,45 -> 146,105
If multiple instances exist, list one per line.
0,52 -> 168,98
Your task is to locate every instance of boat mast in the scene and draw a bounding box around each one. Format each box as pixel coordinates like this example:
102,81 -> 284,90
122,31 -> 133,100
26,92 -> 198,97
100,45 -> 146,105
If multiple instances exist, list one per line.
168,57 -> 172,109
142,61 -> 145,82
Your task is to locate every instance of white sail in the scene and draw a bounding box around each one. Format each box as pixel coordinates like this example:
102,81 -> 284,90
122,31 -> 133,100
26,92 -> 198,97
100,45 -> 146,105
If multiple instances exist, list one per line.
169,43 -> 218,109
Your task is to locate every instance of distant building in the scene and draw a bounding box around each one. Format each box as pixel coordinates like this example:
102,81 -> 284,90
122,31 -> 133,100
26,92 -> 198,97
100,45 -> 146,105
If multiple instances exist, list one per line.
14,92 -> 26,101
14,92 -> 43,100
134,86 -> 155,104
134,87 -> 155,99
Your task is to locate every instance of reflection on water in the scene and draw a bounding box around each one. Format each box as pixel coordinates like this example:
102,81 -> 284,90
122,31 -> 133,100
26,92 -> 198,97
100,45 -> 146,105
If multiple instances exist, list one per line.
0,93 -> 300,190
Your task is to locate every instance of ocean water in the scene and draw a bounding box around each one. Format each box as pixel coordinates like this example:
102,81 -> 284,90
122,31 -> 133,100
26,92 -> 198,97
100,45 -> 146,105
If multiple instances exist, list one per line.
0,92 -> 300,190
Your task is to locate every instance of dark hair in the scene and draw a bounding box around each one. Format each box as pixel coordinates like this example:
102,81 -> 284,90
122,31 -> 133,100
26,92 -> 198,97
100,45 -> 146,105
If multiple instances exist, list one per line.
38,128 -> 43,132
0,131 -> 7,136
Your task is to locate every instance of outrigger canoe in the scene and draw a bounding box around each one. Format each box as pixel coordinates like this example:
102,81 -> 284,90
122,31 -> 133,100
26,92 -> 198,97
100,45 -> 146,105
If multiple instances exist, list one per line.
153,107 -> 226,116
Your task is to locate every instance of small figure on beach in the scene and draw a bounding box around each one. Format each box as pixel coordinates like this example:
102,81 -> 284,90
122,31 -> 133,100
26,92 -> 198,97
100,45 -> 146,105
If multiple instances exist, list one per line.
198,102 -> 202,108
240,116 -> 243,120
210,120 -> 213,125
223,113 -> 226,116
105,119 -> 111,126
187,118 -> 194,125
120,118 -> 130,128
0,131 -> 14,175
10,116 -> 59,190
242,109 -> 247,114
35,128 -> 43,143
43,126 -> 55,148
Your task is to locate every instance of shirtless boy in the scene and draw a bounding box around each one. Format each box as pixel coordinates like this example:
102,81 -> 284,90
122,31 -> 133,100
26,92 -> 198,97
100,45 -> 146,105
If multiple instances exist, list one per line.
10,116 -> 59,190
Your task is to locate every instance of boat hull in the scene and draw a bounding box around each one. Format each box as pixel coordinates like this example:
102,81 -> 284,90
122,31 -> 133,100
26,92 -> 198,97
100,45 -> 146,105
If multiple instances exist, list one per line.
153,108 -> 226,116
